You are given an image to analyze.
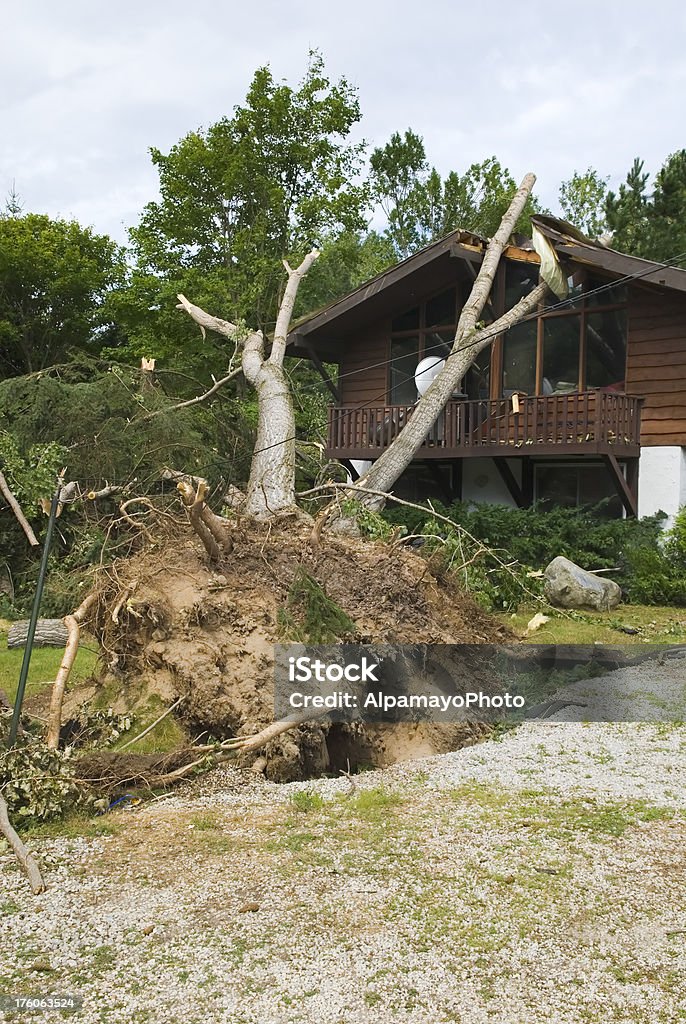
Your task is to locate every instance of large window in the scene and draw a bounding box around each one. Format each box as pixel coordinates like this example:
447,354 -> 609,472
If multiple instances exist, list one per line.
535,462 -> 623,517
389,287 -> 490,403
502,267 -> 627,396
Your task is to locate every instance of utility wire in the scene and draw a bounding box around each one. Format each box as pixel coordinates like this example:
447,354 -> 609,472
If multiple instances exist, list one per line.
245,246 -> 686,460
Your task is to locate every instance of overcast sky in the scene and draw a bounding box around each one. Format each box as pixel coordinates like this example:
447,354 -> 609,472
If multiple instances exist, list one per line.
3,0 -> 685,244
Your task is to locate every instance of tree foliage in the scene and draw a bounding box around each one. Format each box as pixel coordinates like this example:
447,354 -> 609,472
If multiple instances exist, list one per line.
117,52 -> 368,375
605,150 -> 686,261
370,130 -> 539,258
0,212 -> 123,378
558,168 -> 609,238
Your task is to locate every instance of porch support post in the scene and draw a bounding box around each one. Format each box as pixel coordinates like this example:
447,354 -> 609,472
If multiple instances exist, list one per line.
625,457 -> 639,516
303,339 -> 341,402
521,456 -> 534,507
453,459 -> 463,502
493,457 -> 524,507
603,454 -> 638,517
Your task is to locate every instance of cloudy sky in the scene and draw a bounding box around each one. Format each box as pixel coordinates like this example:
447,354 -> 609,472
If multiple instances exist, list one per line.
3,0 -> 685,243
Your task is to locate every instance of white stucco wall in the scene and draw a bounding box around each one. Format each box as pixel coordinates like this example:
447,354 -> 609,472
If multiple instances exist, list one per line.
638,446 -> 686,525
461,458 -> 518,509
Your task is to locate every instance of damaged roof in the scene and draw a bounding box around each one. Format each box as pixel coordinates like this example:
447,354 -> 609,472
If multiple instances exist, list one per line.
288,215 -> 686,356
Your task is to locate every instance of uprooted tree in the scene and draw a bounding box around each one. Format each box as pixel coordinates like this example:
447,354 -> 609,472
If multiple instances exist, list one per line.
176,171 -> 550,518
1,172 -> 557,894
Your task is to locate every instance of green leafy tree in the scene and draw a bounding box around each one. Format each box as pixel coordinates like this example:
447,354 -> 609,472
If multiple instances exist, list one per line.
605,151 -> 686,261
116,52 -> 368,374
605,158 -> 650,256
370,132 -> 538,257
0,212 -> 124,377
558,168 -> 609,238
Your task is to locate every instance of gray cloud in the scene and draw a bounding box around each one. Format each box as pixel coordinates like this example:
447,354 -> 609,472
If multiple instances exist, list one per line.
2,0 -> 685,242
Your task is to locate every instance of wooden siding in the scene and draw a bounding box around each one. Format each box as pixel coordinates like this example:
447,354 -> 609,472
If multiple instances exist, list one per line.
626,290 -> 686,446
338,320 -> 388,407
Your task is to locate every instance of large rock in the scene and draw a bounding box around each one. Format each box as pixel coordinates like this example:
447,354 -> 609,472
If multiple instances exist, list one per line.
543,556 -> 621,611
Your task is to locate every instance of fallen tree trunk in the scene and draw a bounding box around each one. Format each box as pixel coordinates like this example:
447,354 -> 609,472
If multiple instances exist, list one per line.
7,619 -> 69,649
0,792 -> 46,894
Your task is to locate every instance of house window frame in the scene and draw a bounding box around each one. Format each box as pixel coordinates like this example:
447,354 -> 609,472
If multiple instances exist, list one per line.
501,269 -> 628,397
387,285 -> 465,403
533,459 -> 626,517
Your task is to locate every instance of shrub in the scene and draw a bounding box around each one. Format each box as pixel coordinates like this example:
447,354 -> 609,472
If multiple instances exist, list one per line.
624,506 -> 686,605
382,500 -> 674,608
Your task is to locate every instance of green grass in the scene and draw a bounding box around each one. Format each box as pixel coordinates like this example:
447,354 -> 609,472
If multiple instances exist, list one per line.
22,811 -> 123,840
108,694 -> 187,754
0,623 -> 99,703
290,789 -> 325,813
447,781 -> 676,838
502,604 -> 686,645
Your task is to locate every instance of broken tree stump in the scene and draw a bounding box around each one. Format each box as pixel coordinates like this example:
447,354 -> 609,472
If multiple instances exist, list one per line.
7,619 -> 69,649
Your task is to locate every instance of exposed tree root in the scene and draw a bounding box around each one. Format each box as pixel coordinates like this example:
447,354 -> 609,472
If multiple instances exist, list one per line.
46,593 -> 98,749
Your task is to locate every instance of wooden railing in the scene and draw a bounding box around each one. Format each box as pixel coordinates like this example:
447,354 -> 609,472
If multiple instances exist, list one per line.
326,392 -> 643,457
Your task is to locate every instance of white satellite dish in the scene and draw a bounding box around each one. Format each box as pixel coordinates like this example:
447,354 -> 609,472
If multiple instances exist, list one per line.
414,356 -> 445,397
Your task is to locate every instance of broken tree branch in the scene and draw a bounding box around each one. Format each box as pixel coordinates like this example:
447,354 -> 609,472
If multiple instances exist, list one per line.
46,593 -> 97,749
270,250 -> 320,367
0,469 -> 39,546
221,709 -> 328,754
139,366 -> 243,421
118,695 -> 187,751
0,792 -> 46,894
177,479 -> 233,560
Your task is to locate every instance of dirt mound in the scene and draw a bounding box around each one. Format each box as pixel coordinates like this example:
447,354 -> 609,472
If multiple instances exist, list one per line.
89,522 -> 511,780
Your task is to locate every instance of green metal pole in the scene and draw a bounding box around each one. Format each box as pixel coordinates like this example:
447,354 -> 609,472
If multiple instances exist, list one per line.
7,484 -> 61,747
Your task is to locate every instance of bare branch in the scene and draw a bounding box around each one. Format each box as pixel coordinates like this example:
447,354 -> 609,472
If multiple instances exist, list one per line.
0,469 -> 39,546
0,793 -> 46,893
175,294 -> 239,340
139,366 -> 243,421
221,709 -> 327,754
269,249 -> 320,366
46,614 -> 80,749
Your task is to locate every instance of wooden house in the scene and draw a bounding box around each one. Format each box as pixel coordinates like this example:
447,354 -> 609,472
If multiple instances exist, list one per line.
288,216 -> 686,520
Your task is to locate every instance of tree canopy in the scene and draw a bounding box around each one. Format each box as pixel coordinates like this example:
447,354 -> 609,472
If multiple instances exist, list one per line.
369,130 -> 539,259
114,52 -> 369,375
605,150 -> 686,262
0,212 -> 123,378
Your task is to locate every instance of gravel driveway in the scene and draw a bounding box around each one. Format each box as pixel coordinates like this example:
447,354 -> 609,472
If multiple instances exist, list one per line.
2,657 -> 686,1024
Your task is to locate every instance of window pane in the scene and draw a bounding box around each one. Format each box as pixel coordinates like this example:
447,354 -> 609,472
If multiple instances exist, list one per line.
390,336 -> 419,404
423,329 -> 453,360
585,309 -> 627,390
502,320 -> 537,394
543,315 -> 580,393
505,262 -> 539,308
535,466 -> 578,507
392,306 -> 420,331
535,464 -> 623,517
578,466 -> 623,517
586,277 -> 627,307
426,289 -> 456,327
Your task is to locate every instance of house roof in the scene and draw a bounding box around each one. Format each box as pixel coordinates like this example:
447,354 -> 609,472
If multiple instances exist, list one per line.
288,215 -> 686,358
531,215 -> 686,294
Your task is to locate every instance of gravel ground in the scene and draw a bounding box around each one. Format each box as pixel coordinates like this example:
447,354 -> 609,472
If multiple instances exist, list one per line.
2,657 -> 686,1024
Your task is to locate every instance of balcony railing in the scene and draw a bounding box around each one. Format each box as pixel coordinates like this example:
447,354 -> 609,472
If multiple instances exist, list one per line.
326,392 -> 643,459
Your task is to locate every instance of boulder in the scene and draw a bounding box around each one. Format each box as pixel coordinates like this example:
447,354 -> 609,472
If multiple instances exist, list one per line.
543,556 -> 621,611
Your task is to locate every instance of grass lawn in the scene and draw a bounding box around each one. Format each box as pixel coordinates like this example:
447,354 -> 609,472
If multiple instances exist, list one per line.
502,603 -> 686,644
0,619 -> 99,704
